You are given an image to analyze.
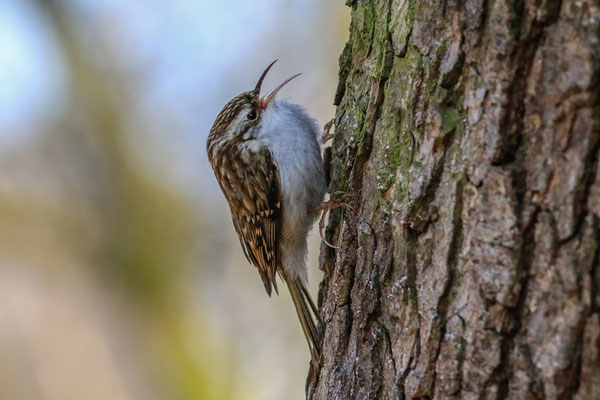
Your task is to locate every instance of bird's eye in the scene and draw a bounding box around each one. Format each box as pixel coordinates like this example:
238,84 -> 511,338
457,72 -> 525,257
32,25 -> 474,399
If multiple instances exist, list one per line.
247,110 -> 257,120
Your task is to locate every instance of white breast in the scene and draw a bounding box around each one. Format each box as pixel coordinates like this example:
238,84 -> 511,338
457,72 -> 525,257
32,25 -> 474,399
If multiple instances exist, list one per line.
256,100 -> 326,282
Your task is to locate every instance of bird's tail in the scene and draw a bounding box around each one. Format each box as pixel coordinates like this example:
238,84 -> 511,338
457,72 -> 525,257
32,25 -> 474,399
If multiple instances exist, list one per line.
286,277 -> 322,367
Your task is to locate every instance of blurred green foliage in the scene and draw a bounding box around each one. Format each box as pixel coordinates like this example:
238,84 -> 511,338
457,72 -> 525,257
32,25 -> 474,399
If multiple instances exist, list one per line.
26,1 -> 236,398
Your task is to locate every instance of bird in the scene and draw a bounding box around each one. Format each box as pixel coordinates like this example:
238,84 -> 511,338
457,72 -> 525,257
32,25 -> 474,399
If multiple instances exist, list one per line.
206,60 -> 328,366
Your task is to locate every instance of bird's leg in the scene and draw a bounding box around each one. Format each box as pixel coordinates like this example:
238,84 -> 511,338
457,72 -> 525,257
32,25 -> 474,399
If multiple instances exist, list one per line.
321,118 -> 335,144
308,191 -> 354,248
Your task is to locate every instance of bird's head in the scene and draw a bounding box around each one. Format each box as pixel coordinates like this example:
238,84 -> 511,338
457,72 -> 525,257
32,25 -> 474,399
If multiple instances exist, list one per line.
207,60 -> 300,159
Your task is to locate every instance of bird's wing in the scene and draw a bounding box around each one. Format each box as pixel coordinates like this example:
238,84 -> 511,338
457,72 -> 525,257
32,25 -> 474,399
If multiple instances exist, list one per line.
227,148 -> 281,296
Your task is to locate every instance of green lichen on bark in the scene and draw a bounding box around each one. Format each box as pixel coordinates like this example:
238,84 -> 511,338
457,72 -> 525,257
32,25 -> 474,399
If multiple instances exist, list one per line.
309,1 -> 600,399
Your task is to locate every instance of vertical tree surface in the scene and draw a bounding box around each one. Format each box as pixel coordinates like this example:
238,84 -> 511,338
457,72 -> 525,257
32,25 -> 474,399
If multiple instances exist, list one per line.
308,1 -> 599,399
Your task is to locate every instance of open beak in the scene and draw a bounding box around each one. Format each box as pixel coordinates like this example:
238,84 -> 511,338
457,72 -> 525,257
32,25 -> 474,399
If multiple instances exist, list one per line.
253,60 -> 301,110
260,73 -> 301,110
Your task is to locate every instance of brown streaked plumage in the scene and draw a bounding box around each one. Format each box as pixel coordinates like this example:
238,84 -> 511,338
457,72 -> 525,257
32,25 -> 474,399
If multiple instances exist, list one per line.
211,142 -> 281,295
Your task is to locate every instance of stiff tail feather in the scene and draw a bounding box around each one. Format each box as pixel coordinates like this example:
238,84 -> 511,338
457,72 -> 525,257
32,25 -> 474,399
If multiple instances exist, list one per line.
286,277 -> 321,367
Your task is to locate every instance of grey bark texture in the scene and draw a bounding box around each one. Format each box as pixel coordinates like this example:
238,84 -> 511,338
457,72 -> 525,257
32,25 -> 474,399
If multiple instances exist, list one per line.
308,0 -> 600,399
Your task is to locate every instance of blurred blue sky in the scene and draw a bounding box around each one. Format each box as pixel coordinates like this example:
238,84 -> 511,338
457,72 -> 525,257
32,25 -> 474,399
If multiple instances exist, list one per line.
0,0 -> 65,144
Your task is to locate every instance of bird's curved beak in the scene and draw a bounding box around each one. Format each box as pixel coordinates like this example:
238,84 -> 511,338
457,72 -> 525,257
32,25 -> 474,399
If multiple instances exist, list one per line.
254,60 -> 277,98
260,73 -> 301,110
253,60 -> 301,110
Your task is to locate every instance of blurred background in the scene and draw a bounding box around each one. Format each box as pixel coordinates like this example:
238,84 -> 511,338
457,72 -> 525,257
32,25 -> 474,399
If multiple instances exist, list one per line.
0,1 -> 349,399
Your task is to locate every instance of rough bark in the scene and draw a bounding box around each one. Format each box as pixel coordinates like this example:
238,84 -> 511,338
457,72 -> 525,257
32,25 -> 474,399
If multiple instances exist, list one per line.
308,1 -> 600,399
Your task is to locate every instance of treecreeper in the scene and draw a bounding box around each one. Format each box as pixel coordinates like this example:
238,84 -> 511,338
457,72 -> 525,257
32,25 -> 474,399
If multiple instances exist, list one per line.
206,60 -> 347,369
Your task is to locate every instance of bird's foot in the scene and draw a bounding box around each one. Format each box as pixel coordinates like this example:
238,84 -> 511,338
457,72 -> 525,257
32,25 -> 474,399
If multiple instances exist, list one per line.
308,191 -> 354,248
321,118 -> 335,144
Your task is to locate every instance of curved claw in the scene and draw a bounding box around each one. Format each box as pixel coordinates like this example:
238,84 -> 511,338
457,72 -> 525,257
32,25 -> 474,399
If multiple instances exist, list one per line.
319,212 -> 340,249
309,192 -> 355,249
321,119 -> 335,144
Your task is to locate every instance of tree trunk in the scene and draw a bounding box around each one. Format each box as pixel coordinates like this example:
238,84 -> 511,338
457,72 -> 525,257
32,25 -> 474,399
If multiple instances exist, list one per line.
308,1 -> 600,399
